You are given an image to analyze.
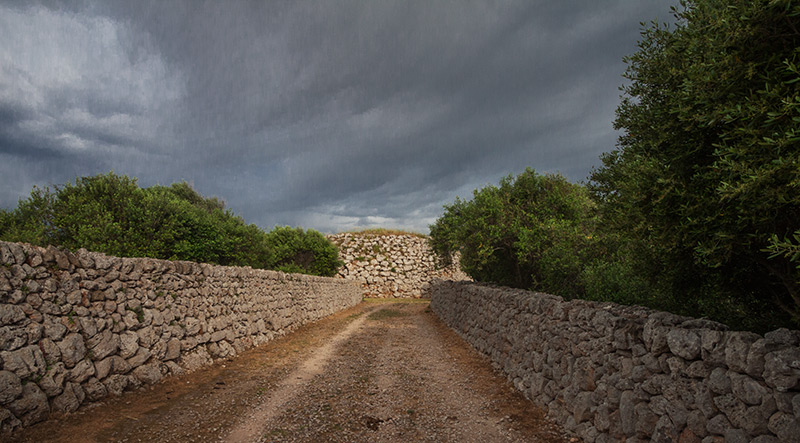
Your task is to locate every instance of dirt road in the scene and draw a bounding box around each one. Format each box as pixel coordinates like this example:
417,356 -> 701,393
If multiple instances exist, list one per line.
11,300 -> 569,442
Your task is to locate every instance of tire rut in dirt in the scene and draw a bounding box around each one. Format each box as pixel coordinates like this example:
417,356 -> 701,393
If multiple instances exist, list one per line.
259,303 -> 569,442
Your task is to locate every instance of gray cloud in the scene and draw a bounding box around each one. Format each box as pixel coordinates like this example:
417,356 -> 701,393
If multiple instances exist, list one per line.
0,0 -> 677,233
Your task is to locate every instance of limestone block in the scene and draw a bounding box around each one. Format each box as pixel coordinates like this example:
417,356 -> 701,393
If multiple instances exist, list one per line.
764,328 -> 800,346
37,363 -> 67,397
763,347 -> 800,392
51,382 -> 84,413
7,383 -> 48,426
725,332 -> 762,373
119,331 -> 139,359
619,390 -> 636,436
705,413 -> 732,436
1,345 -> 46,379
87,330 -> 119,361
179,347 -> 212,372
164,338 -> 181,361
634,403 -> 658,436
0,305 -> 25,327
132,363 -> 162,385
136,326 -> 158,348
103,374 -> 129,396
686,410 -> 708,437
714,394 -> 749,429
6,244 -> 25,266
0,326 -> 27,352
722,428 -> 748,443
68,359 -> 96,384
651,415 -> 678,442
700,330 -> 726,366
767,411 -> 800,442
95,355 -> 131,380
44,320 -> 67,342
0,244 -> 15,265
0,370 -> 23,404
730,372 -> 769,405
666,329 -> 701,360
707,368 -> 731,395
83,377 -> 107,401
126,348 -> 152,368
685,360 -> 710,378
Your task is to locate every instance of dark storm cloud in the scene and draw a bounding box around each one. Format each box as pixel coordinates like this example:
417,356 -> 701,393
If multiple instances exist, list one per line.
0,0 -> 677,233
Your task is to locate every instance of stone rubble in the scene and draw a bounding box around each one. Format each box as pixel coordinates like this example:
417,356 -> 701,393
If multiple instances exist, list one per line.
327,233 -> 469,298
430,280 -> 800,443
0,240 -> 362,435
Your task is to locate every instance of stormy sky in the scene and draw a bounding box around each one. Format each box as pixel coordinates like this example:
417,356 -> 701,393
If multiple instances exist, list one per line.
0,1 -> 677,233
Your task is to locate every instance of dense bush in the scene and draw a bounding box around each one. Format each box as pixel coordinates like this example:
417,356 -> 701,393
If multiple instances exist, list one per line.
430,0 -> 800,332
589,0 -> 800,330
429,168 -> 595,298
264,226 -> 342,277
0,172 -> 341,277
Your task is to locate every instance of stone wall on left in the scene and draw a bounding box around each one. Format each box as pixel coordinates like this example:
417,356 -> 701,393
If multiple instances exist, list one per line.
0,241 -> 362,434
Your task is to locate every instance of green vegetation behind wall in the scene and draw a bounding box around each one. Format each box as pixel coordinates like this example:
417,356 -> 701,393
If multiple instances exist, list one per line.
429,168 -> 595,299
430,1 -> 800,333
0,172 -> 341,277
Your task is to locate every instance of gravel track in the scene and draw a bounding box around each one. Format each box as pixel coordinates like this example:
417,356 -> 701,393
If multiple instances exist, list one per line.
11,300 -> 569,443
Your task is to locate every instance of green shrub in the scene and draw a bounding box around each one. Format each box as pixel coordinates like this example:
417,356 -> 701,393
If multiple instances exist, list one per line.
0,172 -> 297,274
429,168 -> 595,297
589,0 -> 800,329
264,226 -> 342,277
427,1 -> 800,332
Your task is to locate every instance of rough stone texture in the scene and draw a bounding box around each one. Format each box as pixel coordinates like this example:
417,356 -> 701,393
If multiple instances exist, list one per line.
0,371 -> 22,404
431,280 -> 800,442
0,240 -> 362,434
327,233 -> 469,298
57,334 -> 85,369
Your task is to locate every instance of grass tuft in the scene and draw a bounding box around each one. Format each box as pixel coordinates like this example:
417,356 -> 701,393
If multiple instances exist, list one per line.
339,228 -> 427,238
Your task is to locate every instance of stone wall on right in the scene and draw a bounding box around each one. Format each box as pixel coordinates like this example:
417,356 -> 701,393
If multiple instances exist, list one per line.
430,280 -> 800,442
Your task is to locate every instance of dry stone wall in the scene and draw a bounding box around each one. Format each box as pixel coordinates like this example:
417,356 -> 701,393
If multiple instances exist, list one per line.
0,241 -> 362,434
431,280 -> 800,442
327,233 -> 469,298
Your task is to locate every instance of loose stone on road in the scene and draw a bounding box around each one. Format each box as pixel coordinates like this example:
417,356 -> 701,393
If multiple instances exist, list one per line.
12,300 -> 569,442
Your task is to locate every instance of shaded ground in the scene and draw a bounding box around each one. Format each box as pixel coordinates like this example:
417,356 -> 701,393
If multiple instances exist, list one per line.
11,300 -> 570,443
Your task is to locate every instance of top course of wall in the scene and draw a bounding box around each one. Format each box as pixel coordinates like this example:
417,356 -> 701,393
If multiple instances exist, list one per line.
327,232 -> 469,298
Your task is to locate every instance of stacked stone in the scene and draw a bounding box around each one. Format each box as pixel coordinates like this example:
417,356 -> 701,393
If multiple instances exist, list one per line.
0,241 -> 361,434
431,280 -> 800,442
327,233 -> 469,298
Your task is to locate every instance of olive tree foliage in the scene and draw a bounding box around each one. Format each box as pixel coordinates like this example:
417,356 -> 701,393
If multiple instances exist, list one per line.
429,168 -> 596,298
264,226 -> 343,277
589,0 -> 800,326
0,172 -> 342,277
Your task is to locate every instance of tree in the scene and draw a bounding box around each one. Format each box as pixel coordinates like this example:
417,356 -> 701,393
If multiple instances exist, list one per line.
589,0 -> 800,327
429,168 -> 595,298
0,172 -> 343,276
264,226 -> 343,277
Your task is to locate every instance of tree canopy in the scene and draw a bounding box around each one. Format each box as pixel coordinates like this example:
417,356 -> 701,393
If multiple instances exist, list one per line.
0,172 -> 341,277
429,168 -> 595,298
589,0 -> 800,326
430,0 -> 800,332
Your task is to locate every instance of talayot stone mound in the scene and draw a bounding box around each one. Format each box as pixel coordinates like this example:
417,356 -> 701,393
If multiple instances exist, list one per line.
327,232 -> 469,298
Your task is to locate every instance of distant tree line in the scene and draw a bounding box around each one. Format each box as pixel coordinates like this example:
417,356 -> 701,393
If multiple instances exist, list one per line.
430,0 -> 800,332
0,172 -> 342,277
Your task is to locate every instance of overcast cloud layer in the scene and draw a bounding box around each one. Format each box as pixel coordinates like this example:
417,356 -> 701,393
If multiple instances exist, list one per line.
1,0 -> 676,233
